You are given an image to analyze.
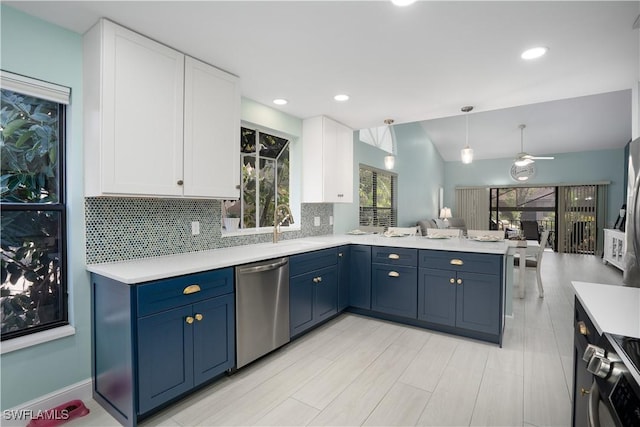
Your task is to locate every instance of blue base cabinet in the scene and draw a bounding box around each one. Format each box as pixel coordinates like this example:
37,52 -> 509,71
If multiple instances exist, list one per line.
371,247 -> 418,318
92,268 -> 235,427
337,245 -> 351,311
290,248 -> 339,337
349,245 -> 372,309
418,250 -> 503,340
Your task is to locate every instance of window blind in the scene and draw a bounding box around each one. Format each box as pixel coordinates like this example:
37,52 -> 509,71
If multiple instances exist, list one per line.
359,165 -> 397,228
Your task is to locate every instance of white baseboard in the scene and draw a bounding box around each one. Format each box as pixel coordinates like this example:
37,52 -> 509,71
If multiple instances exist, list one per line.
2,379 -> 92,426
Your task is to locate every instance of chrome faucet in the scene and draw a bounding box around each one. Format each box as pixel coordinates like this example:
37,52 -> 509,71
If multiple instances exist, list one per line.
273,204 -> 294,243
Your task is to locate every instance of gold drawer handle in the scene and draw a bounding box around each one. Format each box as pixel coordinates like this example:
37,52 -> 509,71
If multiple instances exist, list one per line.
577,321 -> 589,336
388,271 -> 400,278
313,276 -> 323,283
388,254 -> 400,260
185,316 -> 194,324
450,259 -> 464,266
195,313 -> 203,321
183,284 -> 201,295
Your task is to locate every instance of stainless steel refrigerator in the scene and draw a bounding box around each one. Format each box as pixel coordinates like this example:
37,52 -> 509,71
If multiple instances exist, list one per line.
623,137 -> 640,286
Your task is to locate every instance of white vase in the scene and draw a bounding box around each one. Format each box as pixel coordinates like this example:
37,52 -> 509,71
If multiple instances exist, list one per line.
223,217 -> 240,231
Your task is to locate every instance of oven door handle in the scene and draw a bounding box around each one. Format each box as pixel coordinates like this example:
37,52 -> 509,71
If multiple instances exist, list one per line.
587,381 -> 600,427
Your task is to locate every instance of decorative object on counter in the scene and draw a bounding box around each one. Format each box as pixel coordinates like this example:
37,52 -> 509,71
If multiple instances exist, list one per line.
467,229 -> 505,241
460,106 -> 474,164
426,228 -> 462,238
387,226 -> 420,236
222,200 -> 240,231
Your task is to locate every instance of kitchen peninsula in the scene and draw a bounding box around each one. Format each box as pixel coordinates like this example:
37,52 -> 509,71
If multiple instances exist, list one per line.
88,234 -> 509,427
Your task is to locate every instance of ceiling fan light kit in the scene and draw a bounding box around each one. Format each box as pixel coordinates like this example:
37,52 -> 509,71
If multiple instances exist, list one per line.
460,106 -> 474,164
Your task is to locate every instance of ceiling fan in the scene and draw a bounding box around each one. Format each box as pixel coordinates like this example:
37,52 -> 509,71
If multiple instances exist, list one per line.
514,124 -> 554,166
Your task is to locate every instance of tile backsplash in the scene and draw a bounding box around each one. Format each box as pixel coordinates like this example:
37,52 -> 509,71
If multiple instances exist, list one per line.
85,198 -> 333,264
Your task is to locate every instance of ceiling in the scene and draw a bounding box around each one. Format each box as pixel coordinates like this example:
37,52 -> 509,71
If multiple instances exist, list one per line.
5,0 -> 639,161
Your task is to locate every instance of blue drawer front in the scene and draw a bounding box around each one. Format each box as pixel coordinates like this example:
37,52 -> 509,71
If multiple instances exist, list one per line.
371,264 -> 417,318
418,250 -> 501,274
290,248 -> 338,276
137,268 -> 234,317
371,247 -> 418,267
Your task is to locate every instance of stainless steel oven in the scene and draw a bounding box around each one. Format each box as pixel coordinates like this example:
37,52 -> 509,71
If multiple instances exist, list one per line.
582,334 -> 640,427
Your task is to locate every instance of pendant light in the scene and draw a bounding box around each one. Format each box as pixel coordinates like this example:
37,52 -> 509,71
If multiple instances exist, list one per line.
460,106 -> 474,164
383,119 -> 396,170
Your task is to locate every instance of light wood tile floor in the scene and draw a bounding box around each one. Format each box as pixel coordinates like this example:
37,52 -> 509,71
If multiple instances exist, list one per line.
73,252 -> 624,427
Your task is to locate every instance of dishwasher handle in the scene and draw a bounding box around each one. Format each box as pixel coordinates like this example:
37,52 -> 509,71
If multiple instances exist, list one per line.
237,258 -> 288,274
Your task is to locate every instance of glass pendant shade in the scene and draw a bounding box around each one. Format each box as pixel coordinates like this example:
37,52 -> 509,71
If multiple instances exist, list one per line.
460,106 -> 474,164
384,154 -> 395,170
461,146 -> 473,164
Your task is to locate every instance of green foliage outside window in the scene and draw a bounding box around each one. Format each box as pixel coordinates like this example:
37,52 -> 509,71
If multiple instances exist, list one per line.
1,89 -> 66,339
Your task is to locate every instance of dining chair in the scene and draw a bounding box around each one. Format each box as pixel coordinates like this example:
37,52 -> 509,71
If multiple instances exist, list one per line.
514,229 -> 550,297
467,230 -> 505,240
387,226 -> 420,236
426,228 -> 462,237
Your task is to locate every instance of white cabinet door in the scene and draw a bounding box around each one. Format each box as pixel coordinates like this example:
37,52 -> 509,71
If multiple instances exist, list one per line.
99,20 -> 185,196
183,57 -> 240,199
323,118 -> 353,203
302,116 -> 353,203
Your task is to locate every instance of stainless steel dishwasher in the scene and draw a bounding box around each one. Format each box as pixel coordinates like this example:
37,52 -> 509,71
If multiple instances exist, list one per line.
235,257 -> 290,369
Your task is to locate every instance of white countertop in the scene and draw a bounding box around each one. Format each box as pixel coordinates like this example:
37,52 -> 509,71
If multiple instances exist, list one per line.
87,234 -> 510,284
572,281 -> 640,339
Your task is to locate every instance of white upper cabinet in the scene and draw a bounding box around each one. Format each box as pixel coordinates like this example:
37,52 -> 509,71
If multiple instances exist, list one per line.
302,116 -> 353,203
183,57 -> 240,198
84,19 -> 240,199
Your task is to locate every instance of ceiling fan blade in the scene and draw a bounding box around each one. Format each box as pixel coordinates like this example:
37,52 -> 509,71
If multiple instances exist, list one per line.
529,156 -> 554,160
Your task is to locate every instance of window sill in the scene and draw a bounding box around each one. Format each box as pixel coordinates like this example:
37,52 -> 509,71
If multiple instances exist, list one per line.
221,225 -> 301,238
1,325 -> 76,355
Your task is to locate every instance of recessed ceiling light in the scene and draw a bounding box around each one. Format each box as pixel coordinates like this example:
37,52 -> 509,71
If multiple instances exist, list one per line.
273,98 -> 288,105
334,94 -> 350,102
391,0 -> 416,6
521,47 -> 548,60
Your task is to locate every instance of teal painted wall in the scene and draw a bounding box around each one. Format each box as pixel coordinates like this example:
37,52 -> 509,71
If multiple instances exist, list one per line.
444,149 -> 626,227
1,5 -> 89,409
334,122 -> 445,233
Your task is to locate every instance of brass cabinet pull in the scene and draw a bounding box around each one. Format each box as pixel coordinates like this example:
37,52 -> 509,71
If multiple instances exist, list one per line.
338,252 -> 343,257
450,259 -> 464,266
317,276 -> 322,283
577,321 -> 589,336
313,276 -> 323,283
183,284 -> 201,295
457,278 -> 463,285
195,313 -> 203,321
580,387 -> 590,396
388,254 -> 400,260
185,316 -> 194,324
449,278 -> 455,284
388,271 -> 400,278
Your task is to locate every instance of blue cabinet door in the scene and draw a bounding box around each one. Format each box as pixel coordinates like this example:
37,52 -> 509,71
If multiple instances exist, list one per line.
456,272 -> 500,335
192,294 -> 235,386
313,265 -> 338,324
418,267 -> 456,327
371,264 -> 418,318
337,246 -> 350,311
349,245 -> 371,309
137,305 -> 194,415
290,271 -> 314,336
